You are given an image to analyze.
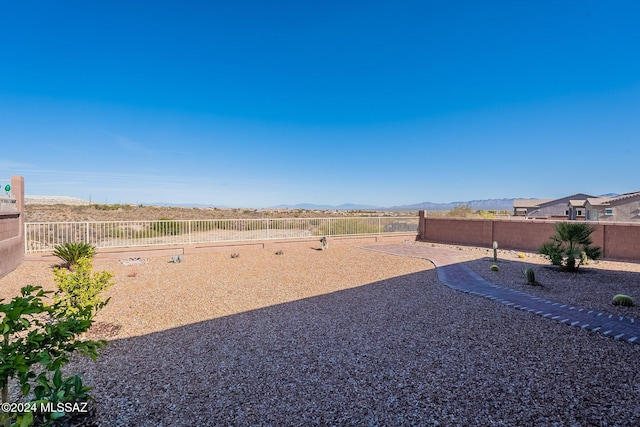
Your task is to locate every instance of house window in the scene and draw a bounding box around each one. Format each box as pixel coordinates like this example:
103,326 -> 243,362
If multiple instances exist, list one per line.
564,210 -> 569,216
592,209 -> 598,221
576,209 -> 584,216
605,208 -> 613,215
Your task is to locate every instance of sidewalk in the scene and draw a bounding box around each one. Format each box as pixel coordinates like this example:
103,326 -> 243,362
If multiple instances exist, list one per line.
360,243 -> 639,345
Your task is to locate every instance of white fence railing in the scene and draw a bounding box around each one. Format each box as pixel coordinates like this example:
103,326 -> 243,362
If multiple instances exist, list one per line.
24,217 -> 419,253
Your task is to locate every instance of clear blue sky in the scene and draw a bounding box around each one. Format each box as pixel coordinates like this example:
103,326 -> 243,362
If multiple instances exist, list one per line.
1,1 -> 639,207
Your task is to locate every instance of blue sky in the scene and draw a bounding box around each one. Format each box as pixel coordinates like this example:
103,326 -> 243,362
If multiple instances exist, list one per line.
1,1 -> 639,207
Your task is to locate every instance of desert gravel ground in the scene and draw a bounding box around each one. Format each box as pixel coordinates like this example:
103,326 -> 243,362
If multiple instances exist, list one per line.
2,242 -> 640,426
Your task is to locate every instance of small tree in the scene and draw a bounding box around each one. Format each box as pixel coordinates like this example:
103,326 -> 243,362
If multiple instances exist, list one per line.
446,204 -> 474,218
539,222 -> 601,271
0,259 -> 113,426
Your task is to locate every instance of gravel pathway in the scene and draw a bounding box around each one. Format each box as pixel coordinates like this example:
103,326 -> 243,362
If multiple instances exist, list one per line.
2,242 -> 640,426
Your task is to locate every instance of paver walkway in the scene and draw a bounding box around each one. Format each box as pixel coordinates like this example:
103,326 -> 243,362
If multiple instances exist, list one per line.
360,243 -> 639,345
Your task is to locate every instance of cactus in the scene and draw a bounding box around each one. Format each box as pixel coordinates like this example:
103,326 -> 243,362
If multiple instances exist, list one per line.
612,294 -> 634,307
493,241 -> 498,262
490,264 -> 499,272
522,267 -> 540,286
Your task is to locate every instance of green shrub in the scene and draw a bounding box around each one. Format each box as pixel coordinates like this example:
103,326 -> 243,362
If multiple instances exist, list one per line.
446,204 -> 473,218
0,283 -> 108,426
53,257 -> 114,317
53,242 -> 95,269
612,294 -> 634,307
490,264 -> 499,272
314,219 -> 380,236
149,219 -> 186,236
538,222 -> 601,271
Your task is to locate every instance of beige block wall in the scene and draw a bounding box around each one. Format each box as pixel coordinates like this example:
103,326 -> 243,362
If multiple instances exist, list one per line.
418,211 -> 640,262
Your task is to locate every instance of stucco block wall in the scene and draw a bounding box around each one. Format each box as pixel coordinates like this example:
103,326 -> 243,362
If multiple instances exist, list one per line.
602,223 -> 640,260
418,211 -> 640,262
492,220 -> 557,251
0,176 -> 24,279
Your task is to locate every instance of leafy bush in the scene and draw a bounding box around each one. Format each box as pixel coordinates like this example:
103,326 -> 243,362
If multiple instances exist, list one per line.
52,243 -> 95,269
490,264 -> 499,272
0,280 -> 109,426
538,222 -> 601,272
149,219 -> 186,236
53,257 -> 114,317
446,204 -> 474,218
314,219 -> 380,236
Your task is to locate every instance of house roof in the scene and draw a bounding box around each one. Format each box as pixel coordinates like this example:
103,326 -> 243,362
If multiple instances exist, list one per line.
515,192 -> 640,210
587,191 -> 640,206
534,193 -> 592,209
587,197 -> 611,206
513,199 -> 552,208
607,191 -> 640,202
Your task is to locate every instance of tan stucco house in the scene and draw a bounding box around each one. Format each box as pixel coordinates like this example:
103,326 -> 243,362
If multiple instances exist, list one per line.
584,191 -> 640,222
513,194 -> 593,219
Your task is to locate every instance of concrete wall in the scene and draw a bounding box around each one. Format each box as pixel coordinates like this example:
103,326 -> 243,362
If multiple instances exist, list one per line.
418,211 -> 640,262
0,176 -> 24,279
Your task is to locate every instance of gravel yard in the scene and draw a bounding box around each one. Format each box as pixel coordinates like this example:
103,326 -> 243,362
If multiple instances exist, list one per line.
2,242 -> 640,426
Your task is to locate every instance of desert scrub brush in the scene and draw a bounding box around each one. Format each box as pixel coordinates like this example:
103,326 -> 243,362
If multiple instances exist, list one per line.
612,294 -> 634,307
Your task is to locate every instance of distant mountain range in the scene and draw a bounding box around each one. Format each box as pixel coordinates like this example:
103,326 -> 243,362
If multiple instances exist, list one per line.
272,199 -> 516,211
25,196 -> 515,211
388,198 -> 516,211
270,203 -> 382,210
26,195 -> 618,211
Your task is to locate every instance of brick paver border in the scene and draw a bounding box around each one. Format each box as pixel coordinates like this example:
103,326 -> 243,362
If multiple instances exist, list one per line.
360,243 -> 639,345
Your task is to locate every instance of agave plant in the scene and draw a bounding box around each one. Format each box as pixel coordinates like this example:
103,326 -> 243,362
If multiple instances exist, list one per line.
53,242 -> 95,269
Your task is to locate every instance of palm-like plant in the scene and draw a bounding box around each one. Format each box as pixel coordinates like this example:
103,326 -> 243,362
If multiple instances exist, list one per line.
52,242 -> 95,269
539,222 -> 601,271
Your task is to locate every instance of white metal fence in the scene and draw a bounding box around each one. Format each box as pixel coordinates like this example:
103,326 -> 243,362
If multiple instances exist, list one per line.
24,217 -> 419,253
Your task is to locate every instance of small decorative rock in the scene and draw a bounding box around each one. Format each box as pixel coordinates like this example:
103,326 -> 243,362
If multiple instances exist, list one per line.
231,253 -> 240,259
168,255 -> 183,263
275,250 -> 284,255
119,257 -> 149,266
